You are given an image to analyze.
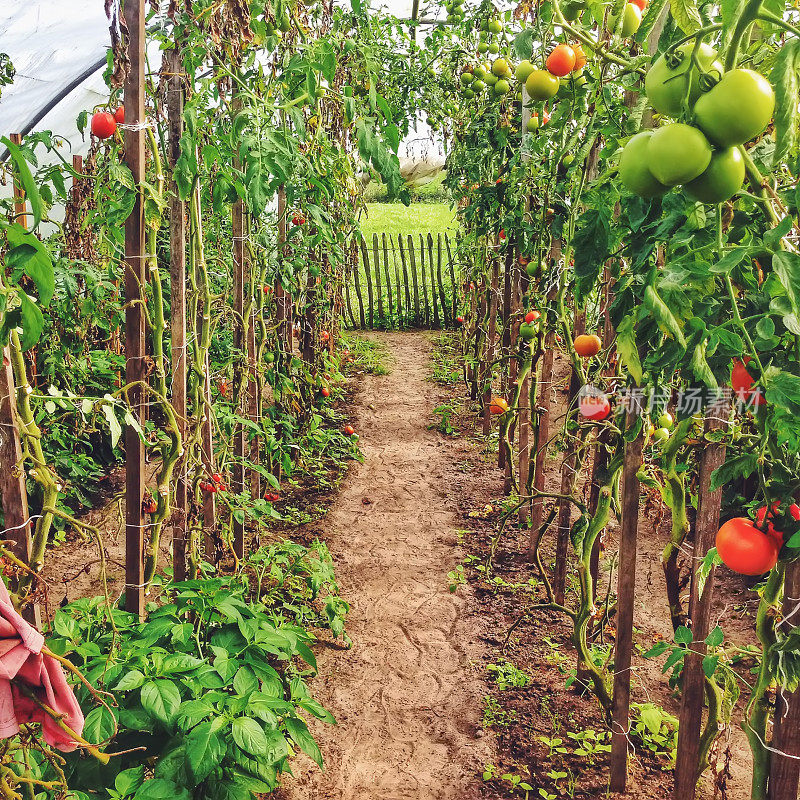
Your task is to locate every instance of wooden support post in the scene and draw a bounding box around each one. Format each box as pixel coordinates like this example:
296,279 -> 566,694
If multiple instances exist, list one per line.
482,253 -> 500,437
427,234 -> 440,329
528,337 -> 554,556
351,240 -> 366,329
166,50 -> 188,582
247,236 -> 259,504
435,234 -> 448,327
674,413 -> 726,800
123,0 -> 146,617
232,175 -> 247,561
499,247 -> 512,472
419,234 -> 430,326
769,559 -> 800,799
445,234 -> 457,325
610,411 -> 645,793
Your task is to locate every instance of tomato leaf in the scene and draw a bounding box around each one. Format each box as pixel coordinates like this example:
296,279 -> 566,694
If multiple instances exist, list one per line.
616,313 -> 643,385
573,208 -> 611,304
710,453 -> 758,491
4,224 -> 54,306
0,136 -> 42,228
772,251 -> 800,321
771,39 -> 800,168
669,0 -> 702,34
763,365 -> 800,414
644,285 -> 686,349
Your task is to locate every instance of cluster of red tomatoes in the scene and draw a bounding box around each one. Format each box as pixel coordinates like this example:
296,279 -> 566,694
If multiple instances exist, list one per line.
291,214 -> 306,226
264,491 -> 280,503
90,107 -> 125,140
142,494 -> 158,515
200,472 -> 227,494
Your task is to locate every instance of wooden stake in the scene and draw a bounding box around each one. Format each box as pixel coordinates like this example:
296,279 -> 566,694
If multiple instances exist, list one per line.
769,558 -> 800,800
166,51 -> 187,582
407,235 -> 420,326
610,411 -> 644,792
674,413 -> 726,800
232,169 -> 247,561
483,252 -> 500,437
123,0 -> 146,617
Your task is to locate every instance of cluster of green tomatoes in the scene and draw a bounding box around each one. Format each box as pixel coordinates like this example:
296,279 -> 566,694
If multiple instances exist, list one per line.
619,42 -> 775,203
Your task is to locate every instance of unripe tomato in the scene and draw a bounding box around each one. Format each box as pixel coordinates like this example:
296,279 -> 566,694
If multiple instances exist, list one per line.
658,412 -> 674,429
515,60 -> 535,82
91,111 -> 117,139
646,124 -> 712,186
614,3 -> 642,36
619,132 -> 668,198
489,396 -> 509,414
579,394 -> 611,421
526,70 -> 560,100
114,105 -> 125,124
653,426 -> 671,443
525,310 -> 540,323
694,69 -> 775,147
519,323 -> 537,341
488,19 -> 502,33
573,334 -> 602,358
492,58 -> 509,77
546,44 -> 576,77
755,502 -> 800,544
460,72 -> 475,86
684,146 -> 745,204
526,115 -> 540,132
716,517 -> 778,575
526,261 -> 543,277
645,42 -> 722,117
494,79 -> 511,96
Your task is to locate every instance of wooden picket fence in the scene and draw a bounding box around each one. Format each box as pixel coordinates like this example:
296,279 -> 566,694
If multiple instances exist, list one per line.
345,232 -> 460,329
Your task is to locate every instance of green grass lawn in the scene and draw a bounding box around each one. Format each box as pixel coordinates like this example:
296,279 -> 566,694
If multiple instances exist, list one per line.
359,201 -> 457,242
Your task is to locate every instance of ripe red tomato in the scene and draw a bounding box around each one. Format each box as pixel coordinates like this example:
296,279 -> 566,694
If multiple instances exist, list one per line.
579,394 -> 611,421
114,105 -> 125,124
525,310 -> 540,323
499,229 -> 507,241
629,0 -> 648,10
546,44 -> 577,77
264,492 -> 280,503
716,517 -> 779,575
321,386 -> 331,397
211,472 -> 222,485
344,424 -> 356,436
731,356 -> 765,406
142,496 -> 157,514
91,111 -> 117,140
320,330 -> 330,342
541,109 -> 551,125
755,502 -> 800,543
456,316 -> 465,325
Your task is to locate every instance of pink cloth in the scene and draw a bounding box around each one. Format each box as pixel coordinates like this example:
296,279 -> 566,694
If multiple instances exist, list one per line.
0,582 -> 84,751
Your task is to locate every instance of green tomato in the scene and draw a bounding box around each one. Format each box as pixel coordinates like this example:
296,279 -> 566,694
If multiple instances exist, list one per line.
265,352 -> 276,364
485,73 -> 498,86
694,69 -> 775,147
488,19 -> 503,33
645,42 -> 723,118
653,427 -> 671,443
488,42 -> 500,54
618,131 -> 669,198
460,72 -> 474,85
494,79 -> 511,96
526,116 -> 540,132
473,65 -> 487,80
561,0 -> 586,20
463,88 -> 476,99
526,260 -> 543,277
526,69 -> 559,100
621,3 -> 641,35
477,42 -> 489,53
562,154 -> 574,166
519,323 -> 537,341
684,146 -> 745,203
515,59 -> 535,83
646,123 -> 712,186
472,80 -> 486,91
657,412 -> 674,430
492,58 -> 509,76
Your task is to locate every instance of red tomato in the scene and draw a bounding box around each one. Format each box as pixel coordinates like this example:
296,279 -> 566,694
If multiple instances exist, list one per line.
499,229 -> 507,241
525,310 -> 540,323
456,316 -> 465,325
142,496 -> 157,514
91,111 -> 117,140
755,502 -> 800,543
546,44 -> 577,77
541,109 -> 551,125
264,492 -> 280,503
344,424 -> 356,436
211,472 -> 222,485
629,0 -> 648,10
579,394 -> 611,421
320,330 -> 330,342
321,386 -> 330,397
114,105 -> 125,124
519,255 -> 530,266
716,517 -> 779,575
574,334 -> 602,357
731,357 -> 765,407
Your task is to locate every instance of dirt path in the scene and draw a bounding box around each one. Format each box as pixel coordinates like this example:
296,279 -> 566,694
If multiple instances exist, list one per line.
279,331 -> 492,800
